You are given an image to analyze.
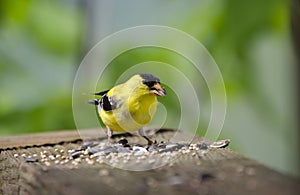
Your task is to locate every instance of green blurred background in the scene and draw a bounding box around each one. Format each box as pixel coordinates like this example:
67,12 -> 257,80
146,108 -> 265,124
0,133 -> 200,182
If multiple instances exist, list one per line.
0,0 -> 298,176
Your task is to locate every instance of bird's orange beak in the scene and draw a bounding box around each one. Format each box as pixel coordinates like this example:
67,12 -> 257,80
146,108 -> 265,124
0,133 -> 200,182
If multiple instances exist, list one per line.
150,83 -> 166,97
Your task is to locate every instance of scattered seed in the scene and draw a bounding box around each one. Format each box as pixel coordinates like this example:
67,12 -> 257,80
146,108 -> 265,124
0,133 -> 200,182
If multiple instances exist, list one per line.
45,161 -> 51,166
198,142 -> 208,150
87,160 -> 94,165
209,139 -> 230,148
70,151 -> 82,159
99,169 -> 109,176
49,155 -> 55,160
11,136 -> 231,168
25,157 -> 38,163
148,159 -> 155,164
133,146 -> 147,156
245,167 -> 256,176
168,176 -> 184,186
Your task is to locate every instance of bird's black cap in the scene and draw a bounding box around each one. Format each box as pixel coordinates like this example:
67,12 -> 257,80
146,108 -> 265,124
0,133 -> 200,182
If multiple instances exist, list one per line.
140,73 -> 160,88
140,73 -> 160,83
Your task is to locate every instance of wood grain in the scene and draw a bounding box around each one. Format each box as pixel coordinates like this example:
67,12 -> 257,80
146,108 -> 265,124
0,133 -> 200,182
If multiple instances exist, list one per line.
1,129 -> 299,195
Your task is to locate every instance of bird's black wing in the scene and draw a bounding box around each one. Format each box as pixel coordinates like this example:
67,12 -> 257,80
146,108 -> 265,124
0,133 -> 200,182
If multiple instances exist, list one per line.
100,94 -> 119,111
88,90 -> 120,111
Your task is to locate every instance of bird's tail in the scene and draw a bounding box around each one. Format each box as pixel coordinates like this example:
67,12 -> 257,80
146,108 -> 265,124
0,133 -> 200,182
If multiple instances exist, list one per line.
82,90 -> 109,96
88,99 -> 100,105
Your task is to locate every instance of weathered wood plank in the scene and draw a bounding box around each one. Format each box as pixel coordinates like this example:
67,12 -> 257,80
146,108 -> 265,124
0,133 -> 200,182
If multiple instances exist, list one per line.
0,129 -> 104,149
1,129 -> 299,195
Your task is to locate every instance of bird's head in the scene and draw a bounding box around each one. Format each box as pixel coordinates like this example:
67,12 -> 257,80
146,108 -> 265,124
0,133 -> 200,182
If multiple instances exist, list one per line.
139,73 -> 166,97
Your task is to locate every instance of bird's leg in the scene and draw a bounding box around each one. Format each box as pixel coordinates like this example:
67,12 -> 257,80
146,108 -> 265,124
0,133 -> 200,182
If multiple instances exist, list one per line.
138,128 -> 153,145
106,127 -> 113,145
142,136 -> 153,146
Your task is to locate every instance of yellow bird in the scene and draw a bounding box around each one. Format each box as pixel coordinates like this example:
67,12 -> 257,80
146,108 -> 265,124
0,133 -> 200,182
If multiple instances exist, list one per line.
89,74 -> 166,145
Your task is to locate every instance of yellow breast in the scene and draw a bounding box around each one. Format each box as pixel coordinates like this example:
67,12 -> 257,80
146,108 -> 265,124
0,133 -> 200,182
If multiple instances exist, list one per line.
100,93 -> 157,132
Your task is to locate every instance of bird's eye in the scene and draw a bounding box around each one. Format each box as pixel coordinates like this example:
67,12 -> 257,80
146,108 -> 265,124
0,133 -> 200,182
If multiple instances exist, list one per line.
143,81 -> 157,88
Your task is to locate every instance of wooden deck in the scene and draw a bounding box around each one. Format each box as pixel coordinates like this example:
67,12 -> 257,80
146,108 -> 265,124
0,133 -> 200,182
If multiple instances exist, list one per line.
1,129 -> 299,195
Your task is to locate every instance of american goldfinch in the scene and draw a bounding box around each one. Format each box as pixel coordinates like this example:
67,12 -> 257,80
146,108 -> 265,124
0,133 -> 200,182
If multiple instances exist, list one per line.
89,73 -> 166,145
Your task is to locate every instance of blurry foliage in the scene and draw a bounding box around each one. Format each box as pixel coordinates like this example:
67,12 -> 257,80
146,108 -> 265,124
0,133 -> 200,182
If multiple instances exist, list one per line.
0,0 -> 84,134
182,0 -> 289,94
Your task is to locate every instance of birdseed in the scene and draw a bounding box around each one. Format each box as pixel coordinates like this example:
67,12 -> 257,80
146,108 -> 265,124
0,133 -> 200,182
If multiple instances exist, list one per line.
14,137 -> 230,168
